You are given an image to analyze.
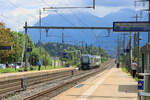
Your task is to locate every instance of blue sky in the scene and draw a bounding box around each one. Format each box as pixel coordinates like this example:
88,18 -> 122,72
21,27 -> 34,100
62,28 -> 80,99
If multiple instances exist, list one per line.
0,0 -> 138,31
95,0 -> 133,7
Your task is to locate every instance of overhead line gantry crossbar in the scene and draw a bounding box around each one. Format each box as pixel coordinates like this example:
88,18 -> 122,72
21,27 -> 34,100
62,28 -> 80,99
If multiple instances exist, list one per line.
43,0 -> 95,10
24,26 -> 112,30
43,6 -> 93,10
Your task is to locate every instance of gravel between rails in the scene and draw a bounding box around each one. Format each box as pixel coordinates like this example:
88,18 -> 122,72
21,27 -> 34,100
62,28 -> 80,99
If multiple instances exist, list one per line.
2,70 -> 95,100
2,60 -> 114,100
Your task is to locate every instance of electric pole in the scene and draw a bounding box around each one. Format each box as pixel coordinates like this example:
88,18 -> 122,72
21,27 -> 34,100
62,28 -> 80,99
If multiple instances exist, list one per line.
122,33 -> 129,67
62,32 -> 64,48
54,43 -> 56,68
131,13 -> 142,68
129,32 -> 132,71
39,9 -> 42,61
135,14 -> 140,69
133,14 -> 138,61
15,33 -> 18,70
136,0 -> 150,42
62,32 -> 65,66
123,33 -> 126,52
117,34 -> 120,63
149,0 -> 150,42
24,22 -> 28,71
81,40 -> 84,54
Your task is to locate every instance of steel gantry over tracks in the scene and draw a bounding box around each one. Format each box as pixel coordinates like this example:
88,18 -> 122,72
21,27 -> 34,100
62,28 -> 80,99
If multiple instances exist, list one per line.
23,22 -> 112,69
24,24 -> 112,30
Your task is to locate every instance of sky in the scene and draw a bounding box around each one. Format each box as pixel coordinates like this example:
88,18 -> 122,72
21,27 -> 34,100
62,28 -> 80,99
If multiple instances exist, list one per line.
0,0 -> 142,31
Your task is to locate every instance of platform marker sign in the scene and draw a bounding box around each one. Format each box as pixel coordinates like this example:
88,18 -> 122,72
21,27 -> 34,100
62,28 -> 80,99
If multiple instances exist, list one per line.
27,48 -> 32,52
0,46 -> 11,50
124,49 -> 130,53
138,80 -> 144,90
63,52 -> 68,58
113,22 -> 150,32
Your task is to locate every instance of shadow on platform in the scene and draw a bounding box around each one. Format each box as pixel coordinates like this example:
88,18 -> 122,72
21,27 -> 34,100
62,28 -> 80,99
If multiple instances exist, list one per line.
118,85 -> 137,93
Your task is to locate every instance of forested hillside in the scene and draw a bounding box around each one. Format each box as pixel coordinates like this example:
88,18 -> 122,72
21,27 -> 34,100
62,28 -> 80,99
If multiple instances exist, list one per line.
35,42 -> 110,66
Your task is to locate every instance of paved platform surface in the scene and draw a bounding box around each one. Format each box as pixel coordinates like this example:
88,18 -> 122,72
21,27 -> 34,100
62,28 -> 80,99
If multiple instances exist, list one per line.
0,68 -> 75,81
51,67 -> 137,100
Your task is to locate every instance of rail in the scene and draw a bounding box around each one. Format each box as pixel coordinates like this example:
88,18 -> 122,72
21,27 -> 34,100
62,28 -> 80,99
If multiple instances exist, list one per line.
24,60 -> 114,100
0,59 -> 114,99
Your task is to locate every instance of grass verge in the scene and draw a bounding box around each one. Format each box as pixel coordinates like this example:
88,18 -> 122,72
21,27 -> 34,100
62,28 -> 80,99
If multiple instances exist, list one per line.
121,67 -> 138,81
0,66 -> 65,74
122,67 -> 128,73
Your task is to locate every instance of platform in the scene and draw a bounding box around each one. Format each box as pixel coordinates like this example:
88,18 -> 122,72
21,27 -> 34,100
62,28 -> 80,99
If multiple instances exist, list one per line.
0,67 -> 75,81
51,67 -> 137,100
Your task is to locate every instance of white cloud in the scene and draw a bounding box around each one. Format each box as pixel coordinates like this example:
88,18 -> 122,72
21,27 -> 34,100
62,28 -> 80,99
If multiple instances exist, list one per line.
0,0 -> 87,31
1,8 -> 39,31
0,0 -> 136,31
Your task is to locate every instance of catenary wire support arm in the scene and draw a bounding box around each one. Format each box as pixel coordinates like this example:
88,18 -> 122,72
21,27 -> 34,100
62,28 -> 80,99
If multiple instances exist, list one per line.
39,9 -> 42,61
43,6 -> 93,10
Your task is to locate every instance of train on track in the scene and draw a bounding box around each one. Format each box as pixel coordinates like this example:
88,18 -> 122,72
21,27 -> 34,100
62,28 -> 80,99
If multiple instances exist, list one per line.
80,54 -> 101,70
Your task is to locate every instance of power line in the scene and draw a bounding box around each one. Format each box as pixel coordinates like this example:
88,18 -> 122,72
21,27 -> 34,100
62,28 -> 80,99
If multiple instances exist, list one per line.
62,0 -> 92,41
7,0 -> 19,8
65,0 -> 89,26
41,0 -> 94,35
55,10 -> 76,26
41,0 -> 50,6
64,0 -> 89,36
39,0 -> 96,45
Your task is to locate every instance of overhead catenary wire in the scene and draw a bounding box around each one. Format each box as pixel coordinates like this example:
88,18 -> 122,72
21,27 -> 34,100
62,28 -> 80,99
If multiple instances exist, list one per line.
40,0 -> 93,34
65,0 -> 89,27
41,0 -> 93,27
39,0 -> 75,45
40,0 -> 76,26
7,0 -> 19,8
63,0 -> 93,43
27,0 -> 98,47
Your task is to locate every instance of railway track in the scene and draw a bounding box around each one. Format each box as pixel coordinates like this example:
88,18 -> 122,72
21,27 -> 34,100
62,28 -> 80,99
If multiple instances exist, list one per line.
0,69 -> 75,99
23,60 -> 114,100
1,59 -> 114,100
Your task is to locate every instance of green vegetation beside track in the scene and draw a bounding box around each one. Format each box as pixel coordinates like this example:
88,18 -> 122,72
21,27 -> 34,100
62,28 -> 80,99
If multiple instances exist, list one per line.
122,67 -> 128,73
0,22 -> 110,74
121,67 -> 138,81
0,66 -> 65,74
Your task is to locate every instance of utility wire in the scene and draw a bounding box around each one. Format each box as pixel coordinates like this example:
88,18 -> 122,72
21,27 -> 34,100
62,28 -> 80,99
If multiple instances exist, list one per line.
63,0 -> 91,41
39,0 -> 93,45
7,0 -> 19,8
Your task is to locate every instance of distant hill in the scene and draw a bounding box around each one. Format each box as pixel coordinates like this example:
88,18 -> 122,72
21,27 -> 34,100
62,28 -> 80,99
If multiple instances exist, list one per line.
28,8 -> 148,56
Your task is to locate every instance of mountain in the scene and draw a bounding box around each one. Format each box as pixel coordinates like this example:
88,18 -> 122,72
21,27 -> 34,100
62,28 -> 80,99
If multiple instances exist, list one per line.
28,8 -> 148,56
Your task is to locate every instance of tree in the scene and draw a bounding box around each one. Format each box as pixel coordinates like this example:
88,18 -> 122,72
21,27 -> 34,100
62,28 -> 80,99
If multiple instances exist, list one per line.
0,22 -> 15,63
29,47 -> 51,66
